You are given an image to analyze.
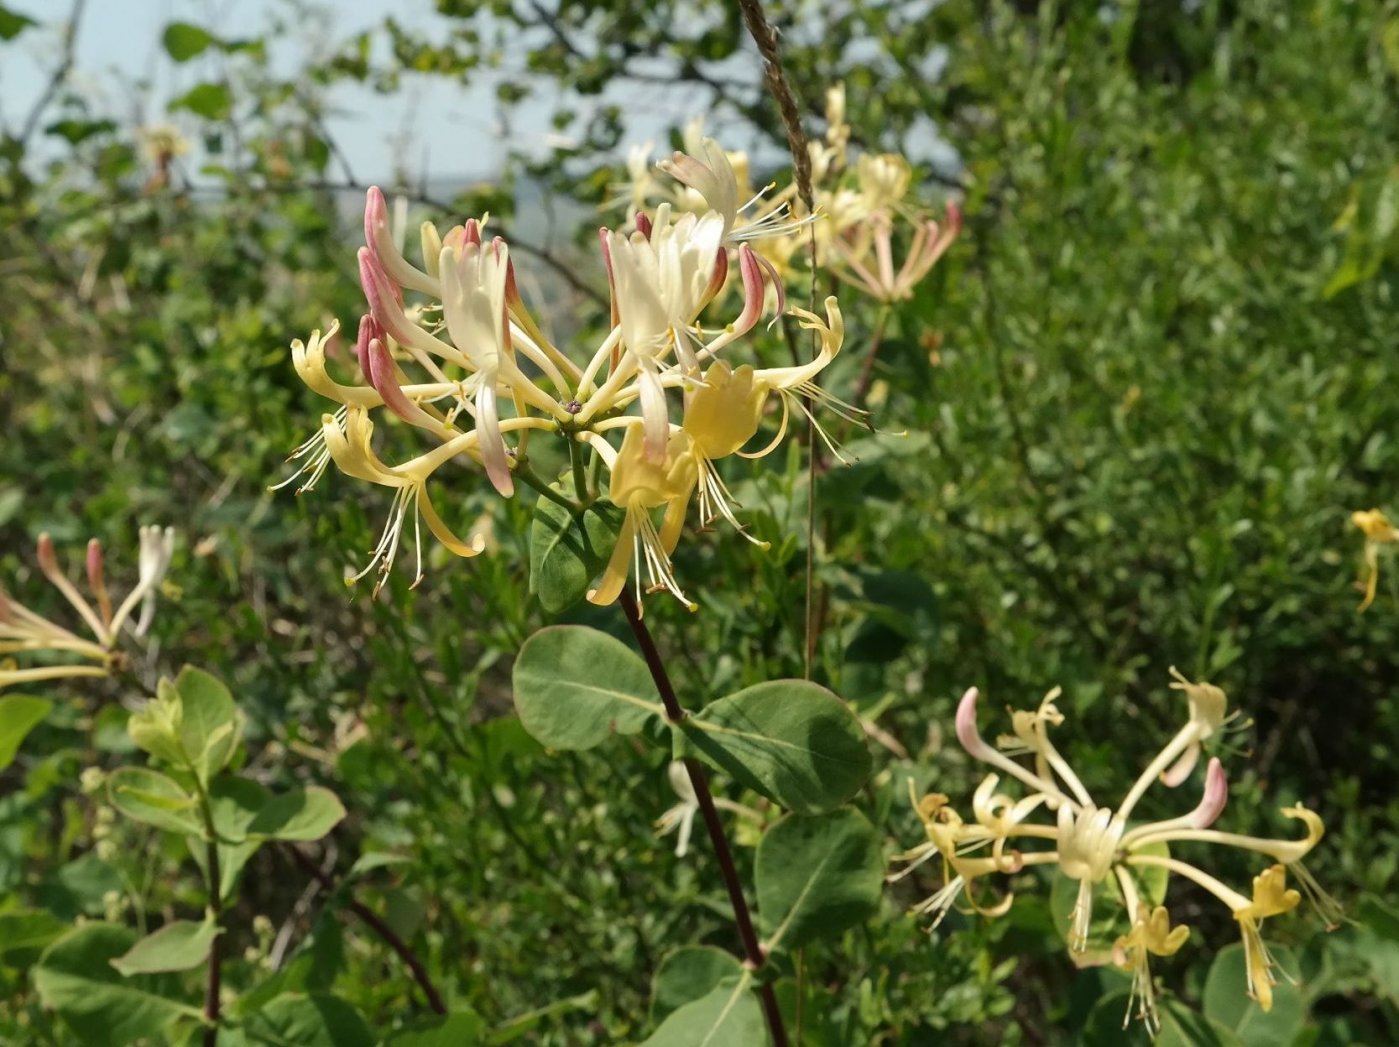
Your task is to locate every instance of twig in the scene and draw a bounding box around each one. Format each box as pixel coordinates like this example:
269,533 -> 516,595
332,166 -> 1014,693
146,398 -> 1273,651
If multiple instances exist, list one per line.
617,591 -> 789,1047
203,837 -> 222,1047
282,845 -> 448,1015
17,0 -> 88,146
736,0 -> 812,212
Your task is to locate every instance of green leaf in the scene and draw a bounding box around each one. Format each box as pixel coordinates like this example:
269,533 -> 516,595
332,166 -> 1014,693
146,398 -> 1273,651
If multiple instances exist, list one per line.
641,978 -> 765,1047
528,492 -> 624,613
675,681 -> 870,814
162,21 -> 215,62
0,5 -> 36,40
0,694 -> 52,770
388,1012 -> 487,1045
247,786 -> 346,842
650,946 -> 743,1023
512,625 -> 665,749
0,910 -> 67,967
33,924 -> 202,1045
756,808 -> 883,952
1084,991 -> 1243,1046
239,992 -> 375,1047
1202,943 -> 1305,1047
170,82 -> 232,121
107,767 -> 204,836
174,665 -> 243,783
110,916 -> 220,976
128,686 -> 186,767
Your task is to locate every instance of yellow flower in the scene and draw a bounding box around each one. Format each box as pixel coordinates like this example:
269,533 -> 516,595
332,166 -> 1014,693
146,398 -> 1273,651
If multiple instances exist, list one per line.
587,425 -> 698,610
1114,906 -> 1190,1035
1352,508 -> 1399,611
1234,865 -> 1300,1012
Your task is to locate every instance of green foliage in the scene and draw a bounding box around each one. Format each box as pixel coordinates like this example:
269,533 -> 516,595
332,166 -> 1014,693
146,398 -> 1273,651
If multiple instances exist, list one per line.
3,0 -> 1399,1043
528,493 -> 624,613
640,978 -> 765,1047
650,947 -> 744,1023
675,681 -> 870,815
756,809 -> 883,952
110,916 -> 222,977
32,924 -> 201,1045
0,695 -> 51,771
512,625 -> 663,748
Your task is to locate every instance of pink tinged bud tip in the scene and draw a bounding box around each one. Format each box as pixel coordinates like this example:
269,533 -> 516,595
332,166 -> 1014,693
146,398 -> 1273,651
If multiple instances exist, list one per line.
354,315 -> 381,382
365,338 -> 419,425
945,198 -> 964,236
36,533 -> 58,574
634,211 -> 653,240
363,185 -> 388,249
731,245 -> 764,335
85,539 -> 105,590
357,249 -> 417,345
954,687 -> 988,757
1190,757 -> 1229,829
462,219 -> 483,248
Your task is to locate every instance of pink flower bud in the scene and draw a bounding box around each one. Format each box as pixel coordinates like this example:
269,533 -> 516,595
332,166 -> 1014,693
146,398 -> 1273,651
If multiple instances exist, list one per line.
1189,758 -> 1229,829
634,211 -> 653,240
36,533 -> 58,576
85,539 -> 105,593
955,687 -> 992,758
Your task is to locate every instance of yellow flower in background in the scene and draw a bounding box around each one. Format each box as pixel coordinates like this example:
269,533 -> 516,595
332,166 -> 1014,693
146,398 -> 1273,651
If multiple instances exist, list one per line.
1352,508 -> 1399,611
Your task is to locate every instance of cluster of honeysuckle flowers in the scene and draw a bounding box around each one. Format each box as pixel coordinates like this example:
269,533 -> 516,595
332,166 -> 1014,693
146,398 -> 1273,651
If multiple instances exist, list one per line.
891,669 -> 1339,1034
615,88 -> 960,305
0,528 -> 175,690
277,139 -> 860,609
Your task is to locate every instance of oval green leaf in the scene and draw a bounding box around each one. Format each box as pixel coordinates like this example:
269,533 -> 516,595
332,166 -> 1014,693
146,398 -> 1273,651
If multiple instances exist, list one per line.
650,946 -> 744,1023
1202,942 -> 1305,1047
641,978 -> 765,1047
174,665 -> 243,783
107,767 -> 204,836
240,992 -> 376,1047
110,916 -> 220,976
33,924 -> 202,1046
0,693 -> 52,770
512,625 -> 664,750
675,681 -> 871,813
388,1011 -> 487,1045
528,492 -> 624,613
161,21 -> 215,62
247,786 -> 346,842
756,808 -> 883,953
1084,990 -> 1244,1046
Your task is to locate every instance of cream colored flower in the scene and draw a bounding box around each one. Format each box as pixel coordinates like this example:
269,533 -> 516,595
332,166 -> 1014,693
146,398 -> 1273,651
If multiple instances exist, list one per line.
1,528 -> 174,690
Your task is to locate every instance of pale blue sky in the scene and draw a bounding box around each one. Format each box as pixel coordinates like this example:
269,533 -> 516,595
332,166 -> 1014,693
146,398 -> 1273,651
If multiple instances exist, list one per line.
0,0 -> 743,185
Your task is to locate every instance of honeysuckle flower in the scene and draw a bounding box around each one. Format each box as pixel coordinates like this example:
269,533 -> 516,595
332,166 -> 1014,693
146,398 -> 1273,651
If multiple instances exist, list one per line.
1114,906 -> 1190,1035
586,425 -> 699,610
659,135 -> 816,248
654,760 -> 760,857
1352,507 -> 1399,611
857,153 -> 914,213
900,669 -> 1333,1029
829,200 -> 962,303
321,406 -> 495,593
1,528 -> 174,690
281,143 -> 852,611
